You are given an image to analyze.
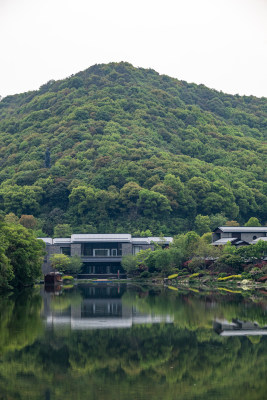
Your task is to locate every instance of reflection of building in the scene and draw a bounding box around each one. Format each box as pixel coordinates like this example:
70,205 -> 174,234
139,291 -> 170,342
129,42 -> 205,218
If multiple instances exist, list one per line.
42,284 -> 173,330
212,226 -> 267,247
40,234 -> 173,276
213,318 -> 267,336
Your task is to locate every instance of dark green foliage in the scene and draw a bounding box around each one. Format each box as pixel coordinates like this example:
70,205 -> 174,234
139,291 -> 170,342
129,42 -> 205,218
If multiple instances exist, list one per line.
0,62 -> 266,234
0,220 -> 44,289
44,147 -> 51,168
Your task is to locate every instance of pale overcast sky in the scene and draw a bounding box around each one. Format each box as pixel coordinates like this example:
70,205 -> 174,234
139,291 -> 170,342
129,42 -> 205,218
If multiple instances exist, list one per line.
0,0 -> 266,98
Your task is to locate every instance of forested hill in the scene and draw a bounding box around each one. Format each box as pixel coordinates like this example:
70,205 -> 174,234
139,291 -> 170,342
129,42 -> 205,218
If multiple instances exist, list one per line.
0,62 -> 266,236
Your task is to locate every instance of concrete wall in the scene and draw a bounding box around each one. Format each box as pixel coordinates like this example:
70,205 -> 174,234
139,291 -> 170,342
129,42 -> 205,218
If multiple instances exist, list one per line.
121,243 -> 132,256
221,232 -> 232,238
47,244 -> 61,258
212,233 -> 220,241
241,232 -> 264,243
71,244 -> 81,256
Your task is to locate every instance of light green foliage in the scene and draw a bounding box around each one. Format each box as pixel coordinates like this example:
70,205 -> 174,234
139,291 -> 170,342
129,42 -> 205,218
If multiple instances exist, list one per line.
54,223 -> 72,237
4,213 -> 19,225
68,255 -> 83,275
50,254 -> 71,273
223,241 -> 237,255
121,254 -> 138,274
237,240 -> 267,261
195,214 -> 211,235
244,217 -> 261,227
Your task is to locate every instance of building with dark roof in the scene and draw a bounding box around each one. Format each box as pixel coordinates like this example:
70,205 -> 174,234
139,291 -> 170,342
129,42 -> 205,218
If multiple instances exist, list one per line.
212,226 -> 267,246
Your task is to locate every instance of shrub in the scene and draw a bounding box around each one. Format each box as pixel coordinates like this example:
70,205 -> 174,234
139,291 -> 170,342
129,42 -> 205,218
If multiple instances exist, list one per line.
217,275 -> 242,281
62,275 -> 74,281
140,271 -> 150,279
168,273 -> 178,279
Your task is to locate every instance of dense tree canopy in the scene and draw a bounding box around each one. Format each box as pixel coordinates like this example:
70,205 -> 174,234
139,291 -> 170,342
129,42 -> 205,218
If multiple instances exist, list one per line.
0,62 -> 266,235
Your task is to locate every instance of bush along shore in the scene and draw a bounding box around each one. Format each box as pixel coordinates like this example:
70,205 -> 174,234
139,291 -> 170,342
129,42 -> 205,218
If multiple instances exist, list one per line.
121,231 -> 267,287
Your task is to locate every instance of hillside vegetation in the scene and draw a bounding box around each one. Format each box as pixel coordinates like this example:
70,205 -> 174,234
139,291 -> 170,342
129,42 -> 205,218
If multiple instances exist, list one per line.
0,62 -> 266,235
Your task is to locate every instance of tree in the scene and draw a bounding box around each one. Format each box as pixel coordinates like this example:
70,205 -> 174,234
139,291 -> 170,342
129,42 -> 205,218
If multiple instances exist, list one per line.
121,254 -> 138,275
0,228 -> 14,289
137,189 -> 171,217
215,254 -> 243,273
237,240 -> 267,262
0,185 -> 43,215
54,224 -> 72,237
4,213 -> 19,225
225,220 -> 240,227
68,255 -> 83,276
50,254 -> 71,273
19,215 -> 37,230
245,217 -> 261,227
1,223 -> 45,287
195,215 -> 211,235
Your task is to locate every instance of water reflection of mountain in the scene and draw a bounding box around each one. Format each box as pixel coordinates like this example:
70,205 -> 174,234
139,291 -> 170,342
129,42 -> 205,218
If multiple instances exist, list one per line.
214,318 -> 267,336
42,284 -> 173,330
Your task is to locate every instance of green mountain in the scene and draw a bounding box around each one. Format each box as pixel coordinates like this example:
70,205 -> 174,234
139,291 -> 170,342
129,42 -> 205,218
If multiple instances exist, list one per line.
0,62 -> 266,235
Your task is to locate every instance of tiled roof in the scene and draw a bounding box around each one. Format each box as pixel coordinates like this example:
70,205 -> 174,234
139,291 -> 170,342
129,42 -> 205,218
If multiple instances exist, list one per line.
212,238 -> 237,245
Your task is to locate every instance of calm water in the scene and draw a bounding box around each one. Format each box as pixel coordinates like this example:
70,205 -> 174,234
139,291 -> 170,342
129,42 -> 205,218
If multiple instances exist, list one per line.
0,283 -> 267,400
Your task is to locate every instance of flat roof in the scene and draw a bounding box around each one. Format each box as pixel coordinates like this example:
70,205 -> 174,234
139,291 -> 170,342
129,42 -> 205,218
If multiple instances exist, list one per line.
216,226 -> 267,233
131,238 -> 150,244
38,238 -> 53,245
53,238 -> 72,244
39,234 -> 174,244
147,237 -> 173,244
71,234 -> 132,243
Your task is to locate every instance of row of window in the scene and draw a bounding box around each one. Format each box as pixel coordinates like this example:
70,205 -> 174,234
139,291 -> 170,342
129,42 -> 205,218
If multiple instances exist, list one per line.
60,246 -> 143,257
60,247 -> 118,257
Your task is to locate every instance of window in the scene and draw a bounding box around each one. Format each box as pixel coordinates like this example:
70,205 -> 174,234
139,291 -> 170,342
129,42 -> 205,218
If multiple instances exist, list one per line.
111,249 -> 117,256
61,247 -> 70,256
93,249 -> 109,257
133,246 -> 142,255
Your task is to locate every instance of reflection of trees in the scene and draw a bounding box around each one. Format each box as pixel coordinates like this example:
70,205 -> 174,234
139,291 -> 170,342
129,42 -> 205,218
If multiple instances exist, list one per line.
0,289 -> 43,353
0,324 -> 267,399
122,288 -> 267,329
0,288 -> 267,399
50,289 -> 82,311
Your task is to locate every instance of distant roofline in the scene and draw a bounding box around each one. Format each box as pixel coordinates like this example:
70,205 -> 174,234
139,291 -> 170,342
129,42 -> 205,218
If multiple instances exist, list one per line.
214,226 -> 267,233
38,234 -> 173,245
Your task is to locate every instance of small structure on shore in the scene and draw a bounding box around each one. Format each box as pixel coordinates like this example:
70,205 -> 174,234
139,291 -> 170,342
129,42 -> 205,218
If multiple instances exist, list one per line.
44,272 -> 63,285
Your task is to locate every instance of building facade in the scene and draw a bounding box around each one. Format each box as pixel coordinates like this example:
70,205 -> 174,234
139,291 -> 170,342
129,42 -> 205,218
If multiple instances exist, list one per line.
40,234 -> 173,277
212,226 -> 267,246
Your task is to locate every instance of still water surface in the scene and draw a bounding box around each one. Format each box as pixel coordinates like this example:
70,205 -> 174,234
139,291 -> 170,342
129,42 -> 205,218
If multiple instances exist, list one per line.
0,283 -> 267,399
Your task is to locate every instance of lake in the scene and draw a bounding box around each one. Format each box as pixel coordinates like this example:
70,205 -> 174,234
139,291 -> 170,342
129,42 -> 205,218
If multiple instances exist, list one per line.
0,283 -> 267,399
